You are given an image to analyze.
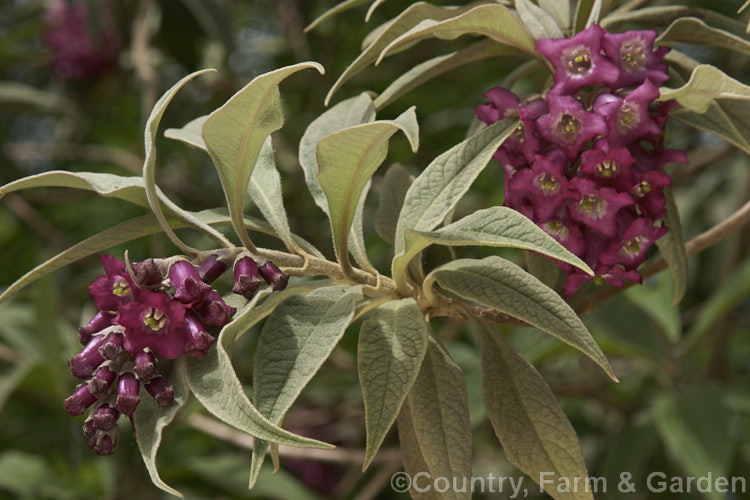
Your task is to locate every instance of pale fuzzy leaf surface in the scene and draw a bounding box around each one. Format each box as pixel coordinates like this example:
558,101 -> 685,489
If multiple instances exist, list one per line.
540,0 -> 570,29
601,6 -> 747,38
134,358 -> 190,498
358,298 -> 429,470
249,286 -> 362,486
515,0 -> 564,40
375,163 -> 414,244
164,115 -> 208,150
185,289 -> 335,449
476,320 -> 593,500
671,100 -> 750,156
396,406 -> 434,500
349,179 -> 376,272
317,107 -> 419,266
374,40 -> 515,110
392,206 -> 593,288
305,0 -> 371,31
376,4 -> 539,66
655,188 -> 687,306
203,62 -> 324,250
143,69 -> 215,254
658,17 -> 750,57
325,1 -> 496,104
659,65 -> 750,113
399,337 -> 472,500
426,256 -> 616,380
299,92 -> 376,214
365,0 -> 389,21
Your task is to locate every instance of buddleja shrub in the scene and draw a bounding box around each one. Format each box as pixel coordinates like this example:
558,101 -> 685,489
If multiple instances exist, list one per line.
2,0 -> 750,498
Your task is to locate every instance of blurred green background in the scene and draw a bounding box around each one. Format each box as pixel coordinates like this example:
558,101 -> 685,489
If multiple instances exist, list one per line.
1,0 -> 749,498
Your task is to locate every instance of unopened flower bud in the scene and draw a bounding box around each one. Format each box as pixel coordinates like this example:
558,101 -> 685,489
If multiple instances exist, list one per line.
133,350 -> 158,382
132,258 -> 163,287
115,372 -> 140,415
64,384 -> 97,416
232,256 -> 261,299
91,404 -> 119,431
198,254 -> 227,284
169,260 -> 210,304
99,331 -> 124,360
78,311 -> 113,344
184,312 -> 215,357
145,377 -> 175,407
69,335 -> 106,378
87,365 -> 116,397
88,430 -> 117,456
259,261 -> 288,291
194,291 -> 236,327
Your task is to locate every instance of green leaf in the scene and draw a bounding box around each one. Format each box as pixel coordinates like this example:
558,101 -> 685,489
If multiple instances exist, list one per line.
365,0 -> 389,21
476,320 -> 592,500
134,358 -> 190,498
374,4 -> 540,66
305,0 -> 371,31
185,289 -> 336,450
316,107 -> 419,269
624,272 -> 680,343
397,337 -> 472,500
249,286 -> 362,487
374,39 -> 515,110
601,6 -> 747,38
655,188 -> 687,306
143,69 -> 215,255
515,0 -> 564,40
573,0 -> 602,32
425,256 -> 616,380
325,1 -> 498,104
540,0 -> 570,30
348,179 -> 376,273
202,62 -> 325,251
392,118 -> 518,291
659,65 -> 750,113
653,386 -> 735,500
0,451 -> 56,499
393,206 -> 593,293
673,100 -> 750,155
375,163 -> 414,245
658,17 -> 750,57
0,362 -> 33,414
164,115 -> 208,150
358,298 -> 429,470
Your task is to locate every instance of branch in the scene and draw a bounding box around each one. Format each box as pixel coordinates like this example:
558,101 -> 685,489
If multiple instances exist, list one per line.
3,142 -> 142,174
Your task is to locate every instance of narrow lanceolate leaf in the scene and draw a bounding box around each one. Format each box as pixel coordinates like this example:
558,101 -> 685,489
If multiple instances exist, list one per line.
375,164 -> 414,244
164,115 -> 208,150
540,0 -> 570,30
374,40 -> 515,110
393,206 -> 593,290
185,291 -> 335,450
376,4 -> 539,67
516,0 -> 564,40
249,286 -> 362,487
392,118 -> 518,292
134,358 -> 189,498
659,65 -> 750,113
476,320 -> 593,500
656,188 -> 687,306
358,298 -> 429,470
325,1 -> 496,104
397,337 -> 472,500
602,7 -> 747,39
425,256 -> 616,380
246,137 -> 298,253
317,107 -> 419,269
658,18 -> 750,57
305,0 -> 371,31
672,101 -> 750,156
143,69 -> 215,255
574,0 -> 602,32
349,179 -> 376,273
202,62 -> 324,251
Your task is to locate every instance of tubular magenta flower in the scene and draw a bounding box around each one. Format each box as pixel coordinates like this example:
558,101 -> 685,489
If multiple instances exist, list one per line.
537,95 -> 607,160
117,288 -> 187,359
602,29 -> 669,89
233,256 -> 261,300
169,260 -> 211,305
88,255 -> 135,312
259,262 -> 289,291
568,178 -> 634,239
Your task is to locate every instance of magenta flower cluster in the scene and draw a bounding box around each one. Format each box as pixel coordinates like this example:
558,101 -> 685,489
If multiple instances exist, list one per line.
64,253 -> 288,455
475,24 -> 687,296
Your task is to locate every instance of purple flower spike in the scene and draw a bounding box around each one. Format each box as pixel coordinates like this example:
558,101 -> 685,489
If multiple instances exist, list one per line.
91,404 -> 120,432
78,311 -> 113,345
198,254 -> 228,284
536,24 -> 620,95
508,156 -> 571,221
259,261 -> 289,291
580,146 -> 635,191
88,431 -> 117,456
133,350 -> 158,382
117,289 -> 187,359
88,255 -> 135,312
99,331 -> 124,360
602,29 -> 669,89
132,258 -> 163,288
145,377 -> 175,407
233,256 -> 261,300
169,260 -> 211,305
69,334 -> 106,379
194,291 -> 236,327
64,383 -> 98,416
568,178 -> 634,239
537,95 -> 607,160
184,312 -> 216,357
115,372 -> 140,416
87,365 -> 117,397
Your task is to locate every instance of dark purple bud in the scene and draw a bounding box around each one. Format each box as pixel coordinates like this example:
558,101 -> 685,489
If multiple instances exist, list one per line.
88,431 -> 117,456
64,384 -> 97,416
78,311 -> 113,345
259,261 -> 288,291
145,377 -> 175,407
99,331 -> 124,360
87,365 -> 116,397
69,335 -> 106,379
83,418 -> 97,438
115,373 -> 140,416
133,350 -> 158,382
194,291 -> 236,327
132,258 -> 163,287
169,260 -> 211,304
198,254 -> 228,284
184,311 -> 216,357
232,256 -> 261,299
91,404 -> 120,431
